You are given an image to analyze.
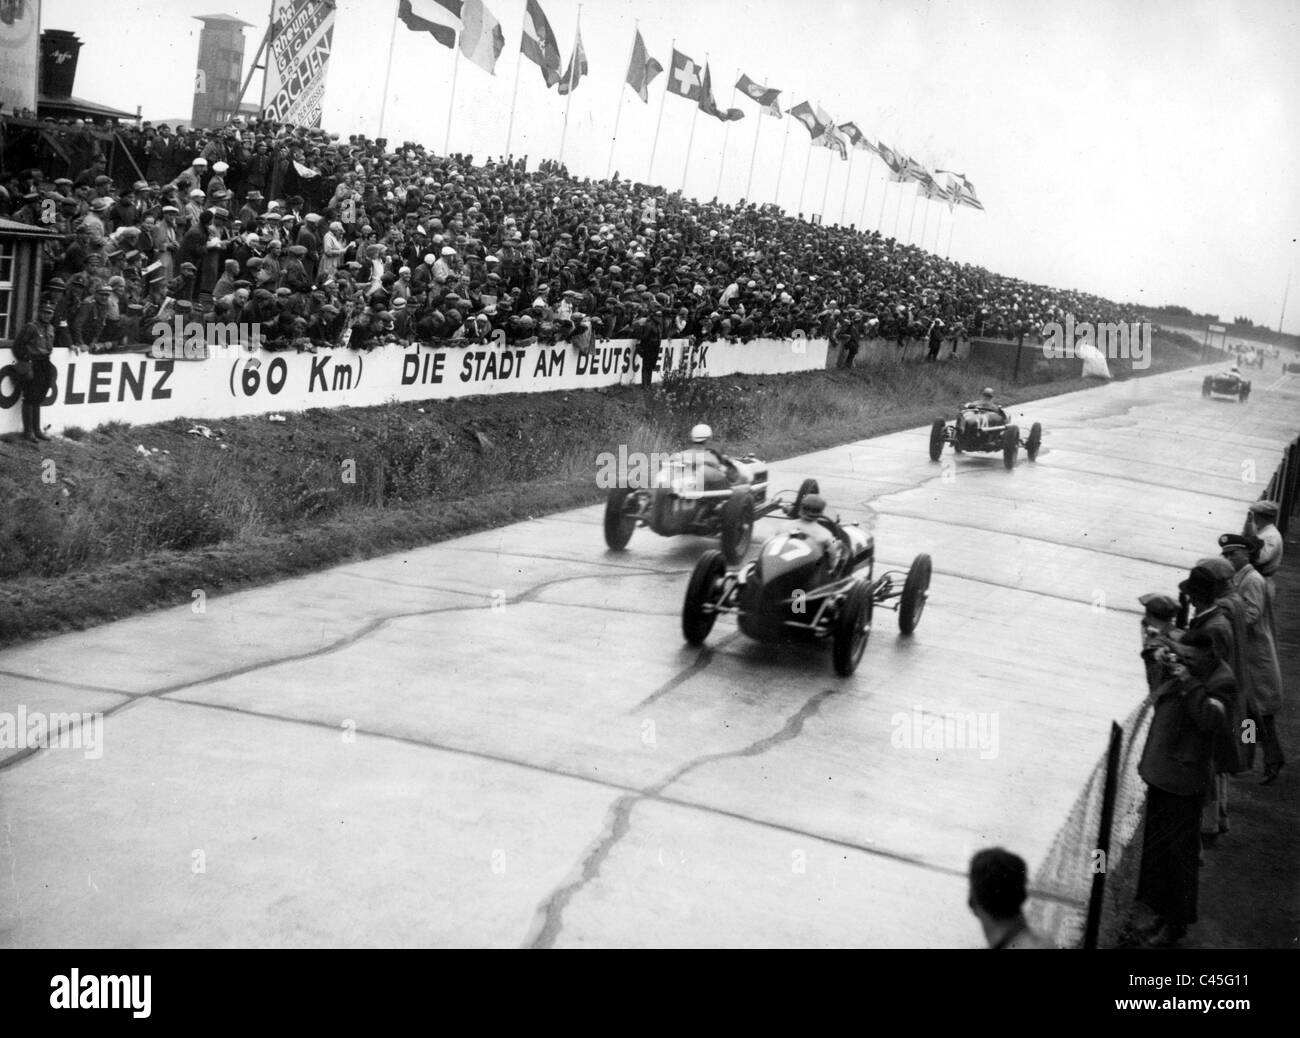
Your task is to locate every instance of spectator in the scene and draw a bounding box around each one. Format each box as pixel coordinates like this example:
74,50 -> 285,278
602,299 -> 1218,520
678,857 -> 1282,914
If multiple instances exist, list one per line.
1219,534 -> 1285,784
11,299 -> 57,442
1245,501 -> 1284,591
967,847 -> 1053,949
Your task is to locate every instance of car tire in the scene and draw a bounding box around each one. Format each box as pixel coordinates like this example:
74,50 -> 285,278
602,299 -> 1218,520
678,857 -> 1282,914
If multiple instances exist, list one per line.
683,549 -> 726,645
831,580 -> 873,677
604,489 -> 636,551
792,478 -> 820,518
899,553 -> 932,635
1202,378 -> 1212,398
1026,422 -> 1042,462
1239,387 -> 1250,402
720,490 -> 755,565
1002,425 -> 1019,469
929,419 -> 945,462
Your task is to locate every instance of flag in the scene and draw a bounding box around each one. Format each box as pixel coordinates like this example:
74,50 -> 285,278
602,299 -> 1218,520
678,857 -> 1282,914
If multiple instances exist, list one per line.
460,0 -> 504,74
789,101 -> 825,140
698,63 -> 744,122
557,20 -> 587,95
398,0 -> 459,49
736,73 -> 781,117
625,29 -> 663,103
666,48 -> 704,101
814,105 -> 847,159
938,169 -> 984,210
521,0 -> 561,87
838,122 -> 876,153
398,0 -> 503,73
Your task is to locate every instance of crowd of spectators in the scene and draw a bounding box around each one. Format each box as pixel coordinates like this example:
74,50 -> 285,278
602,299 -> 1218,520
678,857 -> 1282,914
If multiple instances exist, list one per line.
2,115 -> 1147,358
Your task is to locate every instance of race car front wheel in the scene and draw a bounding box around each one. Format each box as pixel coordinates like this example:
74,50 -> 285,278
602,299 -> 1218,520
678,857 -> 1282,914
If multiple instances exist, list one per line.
1202,379 -> 1212,398
1002,425 -> 1019,470
929,420 -> 946,462
899,553 -> 932,635
1026,422 -> 1042,462
604,489 -> 637,550
720,491 -> 755,565
683,549 -> 727,645
832,581 -> 873,677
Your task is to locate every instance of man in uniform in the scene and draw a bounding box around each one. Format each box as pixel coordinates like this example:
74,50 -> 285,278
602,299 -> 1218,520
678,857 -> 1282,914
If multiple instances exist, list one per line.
12,300 -> 57,442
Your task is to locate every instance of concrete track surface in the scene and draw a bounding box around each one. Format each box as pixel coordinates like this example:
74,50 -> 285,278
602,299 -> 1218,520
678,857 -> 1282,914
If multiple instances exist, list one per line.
2,363 -> 1296,948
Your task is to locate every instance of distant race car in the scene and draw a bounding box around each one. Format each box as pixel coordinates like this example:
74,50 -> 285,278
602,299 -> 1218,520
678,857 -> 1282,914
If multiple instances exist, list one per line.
1202,369 -> 1251,401
929,404 -> 1042,469
605,449 -> 806,564
681,480 -> 932,677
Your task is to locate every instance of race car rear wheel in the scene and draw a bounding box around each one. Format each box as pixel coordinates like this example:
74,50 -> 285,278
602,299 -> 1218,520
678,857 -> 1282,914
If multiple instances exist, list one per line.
1002,425 -> 1019,469
683,549 -> 727,645
720,491 -> 755,565
1239,386 -> 1250,402
832,581 -> 873,677
1202,378 -> 1212,398
604,489 -> 637,551
929,420 -> 946,462
1026,422 -> 1042,462
792,478 -> 820,517
899,553 -> 932,635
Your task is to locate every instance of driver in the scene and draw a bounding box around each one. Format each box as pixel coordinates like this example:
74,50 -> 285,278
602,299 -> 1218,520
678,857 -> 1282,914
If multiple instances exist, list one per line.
793,494 -> 847,574
689,424 -> 740,483
962,387 -> 1008,422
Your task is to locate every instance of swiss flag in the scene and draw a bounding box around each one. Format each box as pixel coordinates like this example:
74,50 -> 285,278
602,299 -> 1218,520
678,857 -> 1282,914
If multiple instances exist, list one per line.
666,48 -> 703,101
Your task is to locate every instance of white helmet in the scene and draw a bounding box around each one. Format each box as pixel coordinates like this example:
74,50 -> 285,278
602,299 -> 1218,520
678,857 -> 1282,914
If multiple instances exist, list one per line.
690,424 -> 713,444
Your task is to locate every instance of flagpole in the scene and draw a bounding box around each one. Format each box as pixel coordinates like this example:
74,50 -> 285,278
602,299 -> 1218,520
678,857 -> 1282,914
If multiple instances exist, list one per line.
557,5 -> 581,166
606,19 -> 638,180
714,67 -> 739,200
772,108 -> 791,210
859,153 -> 876,233
933,204 -> 946,253
839,145 -> 853,226
443,30 -> 462,156
905,187 -> 920,244
797,138 -> 813,220
919,194 -> 931,250
877,173 -> 890,232
503,40 -> 524,161
819,143 -> 834,222
742,78 -> 766,203
377,0 -> 402,140
647,37 -> 674,183
681,53 -> 705,196
891,179 -> 905,238
946,209 -> 956,259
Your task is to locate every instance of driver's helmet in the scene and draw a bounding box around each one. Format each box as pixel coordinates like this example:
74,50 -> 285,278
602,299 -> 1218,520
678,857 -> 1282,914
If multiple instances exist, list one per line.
690,423 -> 712,444
799,493 -> 827,520
1230,366 -> 1239,374
981,387 -> 995,400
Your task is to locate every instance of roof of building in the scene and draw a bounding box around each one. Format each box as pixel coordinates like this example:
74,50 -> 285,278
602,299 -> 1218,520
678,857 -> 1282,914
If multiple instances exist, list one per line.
0,218 -> 59,238
38,94 -> 138,122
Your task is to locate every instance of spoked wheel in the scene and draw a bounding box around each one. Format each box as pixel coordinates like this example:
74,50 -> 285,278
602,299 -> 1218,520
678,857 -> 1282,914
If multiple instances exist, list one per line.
604,489 -> 637,550
720,491 -> 755,565
1202,378 -> 1212,398
831,581 -> 874,677
1026,422 -> 1042,462
683,549 -> 727,645
1002,425 -> 1019,469
929,419 -> 946,462
792,478 -> 820,517
898,553 -> 932,635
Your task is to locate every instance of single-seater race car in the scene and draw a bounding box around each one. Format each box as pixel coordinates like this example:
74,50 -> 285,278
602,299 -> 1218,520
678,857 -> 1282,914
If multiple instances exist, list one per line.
929,391 -> 1042,469
605,426 -> 809,564
1202,367 -> 1251,402
681,484 -> 932,677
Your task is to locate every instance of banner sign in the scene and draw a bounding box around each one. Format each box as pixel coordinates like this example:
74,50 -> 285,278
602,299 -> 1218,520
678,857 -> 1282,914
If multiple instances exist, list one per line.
261,0 -> 335,128
0,337 -> 828,434
0,0 -> 40,114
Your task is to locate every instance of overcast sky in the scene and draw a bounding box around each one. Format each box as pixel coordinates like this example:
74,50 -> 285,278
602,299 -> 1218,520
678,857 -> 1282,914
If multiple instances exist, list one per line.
40,0 -> 1300,331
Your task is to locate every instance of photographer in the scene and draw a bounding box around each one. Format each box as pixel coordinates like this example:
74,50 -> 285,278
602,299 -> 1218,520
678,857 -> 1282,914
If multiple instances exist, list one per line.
1131,576 -> 1233,948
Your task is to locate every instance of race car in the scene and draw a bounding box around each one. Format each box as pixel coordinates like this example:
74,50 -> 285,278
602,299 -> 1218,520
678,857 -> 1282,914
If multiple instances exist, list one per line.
1202,368 -> 1251,401
681,484 -> 932,676
604,435 -> 813,564
929,396 -> 1042,470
